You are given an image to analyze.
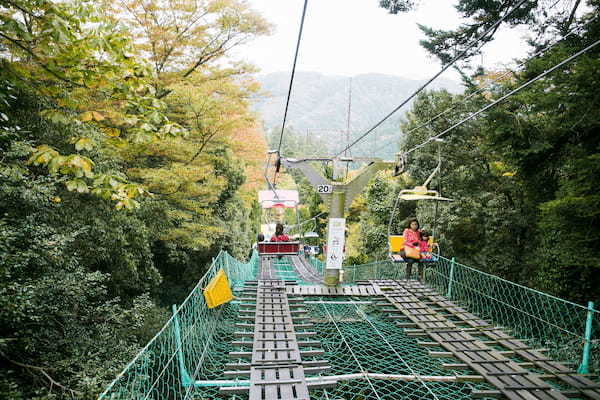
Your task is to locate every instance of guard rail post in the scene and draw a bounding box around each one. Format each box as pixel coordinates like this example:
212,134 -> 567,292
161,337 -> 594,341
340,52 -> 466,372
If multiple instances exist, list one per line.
577,301 -> 595,374
172,304 -> 192,386
446,257 -> 456,298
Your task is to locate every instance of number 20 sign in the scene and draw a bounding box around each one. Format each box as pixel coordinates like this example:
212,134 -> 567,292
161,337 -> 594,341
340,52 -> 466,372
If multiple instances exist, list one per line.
316,185 -> 332,194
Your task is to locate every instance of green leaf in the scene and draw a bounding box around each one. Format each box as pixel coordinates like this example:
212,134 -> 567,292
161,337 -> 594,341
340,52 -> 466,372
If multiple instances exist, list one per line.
65,179 -> 77,191
74,137 -> 94,151
140,123 -> 154,132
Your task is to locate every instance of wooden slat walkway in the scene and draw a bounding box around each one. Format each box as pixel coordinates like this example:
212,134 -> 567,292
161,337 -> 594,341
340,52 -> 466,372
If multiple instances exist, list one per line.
286,282 -> 380,297
369,279 -> 600,400
222,280 -> 335,399
397,280 -> 600,400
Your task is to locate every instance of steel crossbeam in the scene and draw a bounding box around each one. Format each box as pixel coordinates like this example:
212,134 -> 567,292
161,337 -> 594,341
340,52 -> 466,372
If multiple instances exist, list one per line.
285,284 -> 380,296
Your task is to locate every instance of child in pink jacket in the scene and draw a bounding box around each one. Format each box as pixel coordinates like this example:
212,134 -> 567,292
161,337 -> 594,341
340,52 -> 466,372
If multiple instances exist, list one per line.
419,231 -> 433,260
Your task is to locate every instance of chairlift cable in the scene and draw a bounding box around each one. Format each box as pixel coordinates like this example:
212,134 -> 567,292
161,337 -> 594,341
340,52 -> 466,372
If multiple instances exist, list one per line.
369,14 -> 598,156
384,37 -> 600,258
270,0 -> 309,188
402,38 -> 600,157
275,0 -> 309,158
334,0 -> 529,157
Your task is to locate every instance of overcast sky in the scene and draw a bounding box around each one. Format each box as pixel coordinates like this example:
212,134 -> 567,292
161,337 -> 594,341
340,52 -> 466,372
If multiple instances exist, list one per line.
234,0 -> 532,81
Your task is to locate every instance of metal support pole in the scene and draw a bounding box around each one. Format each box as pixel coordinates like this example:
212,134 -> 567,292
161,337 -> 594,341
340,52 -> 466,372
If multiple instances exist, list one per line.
172,305 -> 192,386
282,158 -> 394,286
324,190 -> 345,286
446,257 -> 456,298
577,301 -> 595,374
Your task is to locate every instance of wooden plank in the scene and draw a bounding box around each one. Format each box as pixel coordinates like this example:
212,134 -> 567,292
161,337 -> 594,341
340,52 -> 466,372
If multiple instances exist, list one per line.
264,368 -> 277,399
225,279 -> 334,398
278,368 -> 293,399
379,280 -> 572,400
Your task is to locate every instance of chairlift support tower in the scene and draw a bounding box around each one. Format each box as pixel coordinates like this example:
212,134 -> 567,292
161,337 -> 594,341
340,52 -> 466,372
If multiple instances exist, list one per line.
282,156 -> 395,286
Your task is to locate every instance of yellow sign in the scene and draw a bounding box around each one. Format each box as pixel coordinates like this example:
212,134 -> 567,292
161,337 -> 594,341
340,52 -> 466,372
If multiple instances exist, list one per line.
203,268 -> 233,309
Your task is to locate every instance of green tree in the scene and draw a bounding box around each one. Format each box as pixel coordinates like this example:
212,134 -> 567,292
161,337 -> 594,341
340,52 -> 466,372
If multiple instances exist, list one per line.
0,83 -> 168,398
101,0 -> 270,96
370,2 -> 600,302
0,0 -> 185,207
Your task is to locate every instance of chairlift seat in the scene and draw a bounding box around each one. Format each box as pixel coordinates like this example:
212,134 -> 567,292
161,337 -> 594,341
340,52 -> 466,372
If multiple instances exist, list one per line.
258,241 -> 301,256
388,235 -> 439,263
399,188 -> 453,202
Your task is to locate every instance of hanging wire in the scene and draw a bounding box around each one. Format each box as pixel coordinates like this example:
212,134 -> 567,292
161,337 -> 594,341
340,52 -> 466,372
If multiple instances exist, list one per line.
276,0 -> 309,156
263,151 -> 280,201
369,14 -> 599,156
402,38 -> 600,157
387,181 -> 404,246
335,0 -> 530,157
433,140 -> 442,241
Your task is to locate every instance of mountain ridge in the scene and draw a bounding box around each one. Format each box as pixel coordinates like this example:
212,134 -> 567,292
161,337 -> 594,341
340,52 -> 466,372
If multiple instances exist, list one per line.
252,71 -> 463,158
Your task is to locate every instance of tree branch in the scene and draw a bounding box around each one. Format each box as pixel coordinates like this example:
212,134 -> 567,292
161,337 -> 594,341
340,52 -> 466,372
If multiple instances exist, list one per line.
0,0 -> 41,19
0,32 -> 85,88
0,350 -> 82,396
563,0 -> 582,34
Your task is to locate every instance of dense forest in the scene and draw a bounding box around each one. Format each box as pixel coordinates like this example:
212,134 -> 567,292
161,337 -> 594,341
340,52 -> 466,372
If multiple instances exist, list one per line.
1,0 -> 599,398
0,0 -> 268,398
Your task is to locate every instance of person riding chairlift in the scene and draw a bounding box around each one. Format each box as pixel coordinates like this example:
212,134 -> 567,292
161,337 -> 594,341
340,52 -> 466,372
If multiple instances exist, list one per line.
270,223 -> 290,242
400,217 -> 422,280
419,231 -> 433,261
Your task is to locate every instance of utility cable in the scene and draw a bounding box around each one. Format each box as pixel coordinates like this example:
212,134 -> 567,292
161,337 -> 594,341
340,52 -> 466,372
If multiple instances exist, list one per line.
273,0 -> 309,188
402,38 -> 600,156
276,0 -> 309,156
369,14 -> 598,156
335,0 -> 529,157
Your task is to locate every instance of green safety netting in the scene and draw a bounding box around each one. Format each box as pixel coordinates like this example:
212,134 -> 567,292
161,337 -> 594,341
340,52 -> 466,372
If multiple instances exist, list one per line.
270,255 -> 323,284
100,252 -> 598,399
270,257 -> 307,283
343,256 -> 599,375
99,251 -> 257,400
304,300 -> 492,399
306,255 -> 324,276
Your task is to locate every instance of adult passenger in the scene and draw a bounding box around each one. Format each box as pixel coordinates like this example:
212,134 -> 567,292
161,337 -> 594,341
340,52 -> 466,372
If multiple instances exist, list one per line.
400,217 -> 422,279
270,223 -> 290,242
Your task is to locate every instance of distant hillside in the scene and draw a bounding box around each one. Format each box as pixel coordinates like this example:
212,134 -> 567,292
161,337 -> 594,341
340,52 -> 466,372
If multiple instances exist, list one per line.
252,71 -> 463,159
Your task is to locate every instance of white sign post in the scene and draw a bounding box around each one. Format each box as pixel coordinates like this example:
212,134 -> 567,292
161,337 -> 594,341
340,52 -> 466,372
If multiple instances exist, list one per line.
325,218 -> 346,270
